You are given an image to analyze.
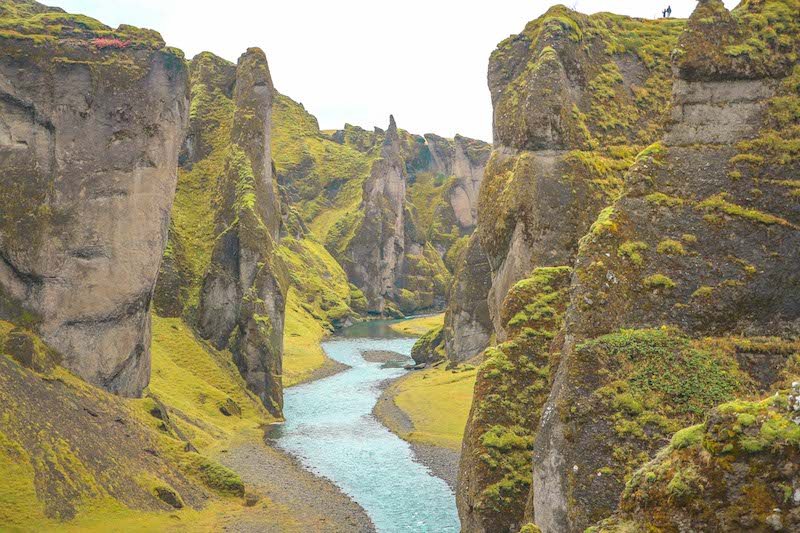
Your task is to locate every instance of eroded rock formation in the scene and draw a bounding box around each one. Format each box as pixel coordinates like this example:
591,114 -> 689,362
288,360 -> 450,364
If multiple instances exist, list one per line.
456,1 -> 799,532
323,116 -> 490,316
0,2 -> 189,396
534,2 -> 799,529
192,49 -> 287,416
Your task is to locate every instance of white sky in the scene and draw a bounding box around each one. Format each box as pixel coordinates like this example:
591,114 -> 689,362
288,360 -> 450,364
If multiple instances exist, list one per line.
45,1 -> 739,141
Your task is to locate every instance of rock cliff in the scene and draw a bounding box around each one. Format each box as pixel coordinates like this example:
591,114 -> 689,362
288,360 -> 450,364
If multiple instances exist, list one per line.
335,116 -> 408,314
318,117 -> 490,316
533,1 -> 799,530
458,1 -> 799,532
444,6 -> 683,365
455,7 -> 685,529
153,49 -> 287,416
0,0 -> 189,396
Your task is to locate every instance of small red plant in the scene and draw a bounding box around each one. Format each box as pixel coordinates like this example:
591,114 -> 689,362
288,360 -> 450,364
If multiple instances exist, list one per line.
90,37 -> 130,49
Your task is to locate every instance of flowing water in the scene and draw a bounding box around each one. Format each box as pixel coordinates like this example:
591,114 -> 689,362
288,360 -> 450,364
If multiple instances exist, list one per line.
270,320 -> 460,532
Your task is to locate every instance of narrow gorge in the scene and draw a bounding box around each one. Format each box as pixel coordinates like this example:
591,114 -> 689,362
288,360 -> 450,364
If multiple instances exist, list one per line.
0,0 -> 798,532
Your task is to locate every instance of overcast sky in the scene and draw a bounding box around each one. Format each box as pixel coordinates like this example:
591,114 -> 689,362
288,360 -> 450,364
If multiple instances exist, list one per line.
46,1 -> 739,141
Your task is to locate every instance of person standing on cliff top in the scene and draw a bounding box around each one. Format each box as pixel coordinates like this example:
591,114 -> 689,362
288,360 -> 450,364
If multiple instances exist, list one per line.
666,5 -> 672,17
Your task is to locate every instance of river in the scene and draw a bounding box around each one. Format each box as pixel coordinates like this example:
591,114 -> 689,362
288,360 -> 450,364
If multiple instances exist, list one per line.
270,320 -> 460,532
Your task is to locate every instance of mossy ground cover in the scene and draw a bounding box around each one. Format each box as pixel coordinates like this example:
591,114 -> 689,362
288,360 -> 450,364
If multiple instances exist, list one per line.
0,319 -> 273,531
282,288 -> 330,388
0,0 -> 165,48
271,94 -> 376,241
460,267 -> 572,530
148,315 -> 272,447
595,394 -> 800,531
386,364 -> 477,451
389,313 -> 445,336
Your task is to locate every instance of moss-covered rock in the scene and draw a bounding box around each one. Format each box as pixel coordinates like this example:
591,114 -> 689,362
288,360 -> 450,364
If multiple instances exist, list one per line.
530,2 -> 800,530
0,0 -> 189,397
594,394 -> 800,532
457,267 -> 571,533
410,325 -> 446,365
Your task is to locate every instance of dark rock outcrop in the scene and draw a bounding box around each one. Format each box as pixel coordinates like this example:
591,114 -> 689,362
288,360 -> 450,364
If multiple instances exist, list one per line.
594,393 -> 800,532
442,233 -> 493,363
444,5 -> 684,368
337,116 -> 408,314
195,49 -> 287,417
455,8 -> 686,530
0,1 -> 189,396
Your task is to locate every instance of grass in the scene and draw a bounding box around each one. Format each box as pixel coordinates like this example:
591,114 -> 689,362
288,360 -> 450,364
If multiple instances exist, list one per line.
0,318 -> 282,531
149,315 -> 272,448
697,193 -> 796,228
389,313 -> 445,336
282,288 -> 330,387
390,365 -> 477,450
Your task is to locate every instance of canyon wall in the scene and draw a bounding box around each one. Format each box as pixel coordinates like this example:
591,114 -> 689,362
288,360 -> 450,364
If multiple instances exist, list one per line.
270,95 -> 490,318
0,1 -> 189,396
533,1 -> 799,530
457,1 -> 800,532
154,49 -> 287,416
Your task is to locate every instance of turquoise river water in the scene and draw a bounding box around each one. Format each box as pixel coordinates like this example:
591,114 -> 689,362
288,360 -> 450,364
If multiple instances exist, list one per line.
270,320 -> 460,532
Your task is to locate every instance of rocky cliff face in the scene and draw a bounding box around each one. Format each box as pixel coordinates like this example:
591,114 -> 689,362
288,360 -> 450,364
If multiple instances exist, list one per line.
533,2 -> 799,530
594,392 -> 800,532
455,9 -> 685,529
456,1 -> 799,532
444,6 -> 683,366
0,0 -> 189,396
336,116 -> 408,314
154,49 -> 287,416
322,117 -> 490,316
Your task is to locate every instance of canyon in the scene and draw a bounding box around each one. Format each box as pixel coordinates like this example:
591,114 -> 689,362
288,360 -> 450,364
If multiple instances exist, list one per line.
0,0 -> 798,531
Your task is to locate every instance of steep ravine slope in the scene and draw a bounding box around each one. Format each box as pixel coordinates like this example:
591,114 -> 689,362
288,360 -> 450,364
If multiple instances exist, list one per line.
533,1 -> 799,530
153,49 -> 288,416
444,6 -> 684,364
456,1 -> 800,532
456,7 -> 685,531
0,2 -> 366,530
0,0 -> 189,396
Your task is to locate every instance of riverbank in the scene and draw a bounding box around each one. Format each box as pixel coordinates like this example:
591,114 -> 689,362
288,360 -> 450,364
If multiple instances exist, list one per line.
274,333 -> 459,531
149,315 -> 377,530
372,361 -> 478,489
217,438 -> 375,532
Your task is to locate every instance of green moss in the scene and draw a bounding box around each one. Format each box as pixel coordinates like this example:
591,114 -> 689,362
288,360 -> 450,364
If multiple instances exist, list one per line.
642,274 -> 676,290
617,241 -> 648,266
656,239 -> 686,256
579,328 -> 746,417
691,286 -> 715,299
697,193 -> 796,228
271,94 -> 375,240
589,207 -> 618,237
464,266 -> 572,525
670,424 -> 704,449
645,192 -> 683,207
183,453 -> 243,497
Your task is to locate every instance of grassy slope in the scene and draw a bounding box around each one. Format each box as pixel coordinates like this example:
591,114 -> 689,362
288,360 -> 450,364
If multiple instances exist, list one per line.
0,319 -> 280,531
389,313 -> 445,336
272,94 -> 375,241
385,364 -> 477,451
282,289 -> 329,387
149,315 -> 272,447
277,237 -> 356,386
